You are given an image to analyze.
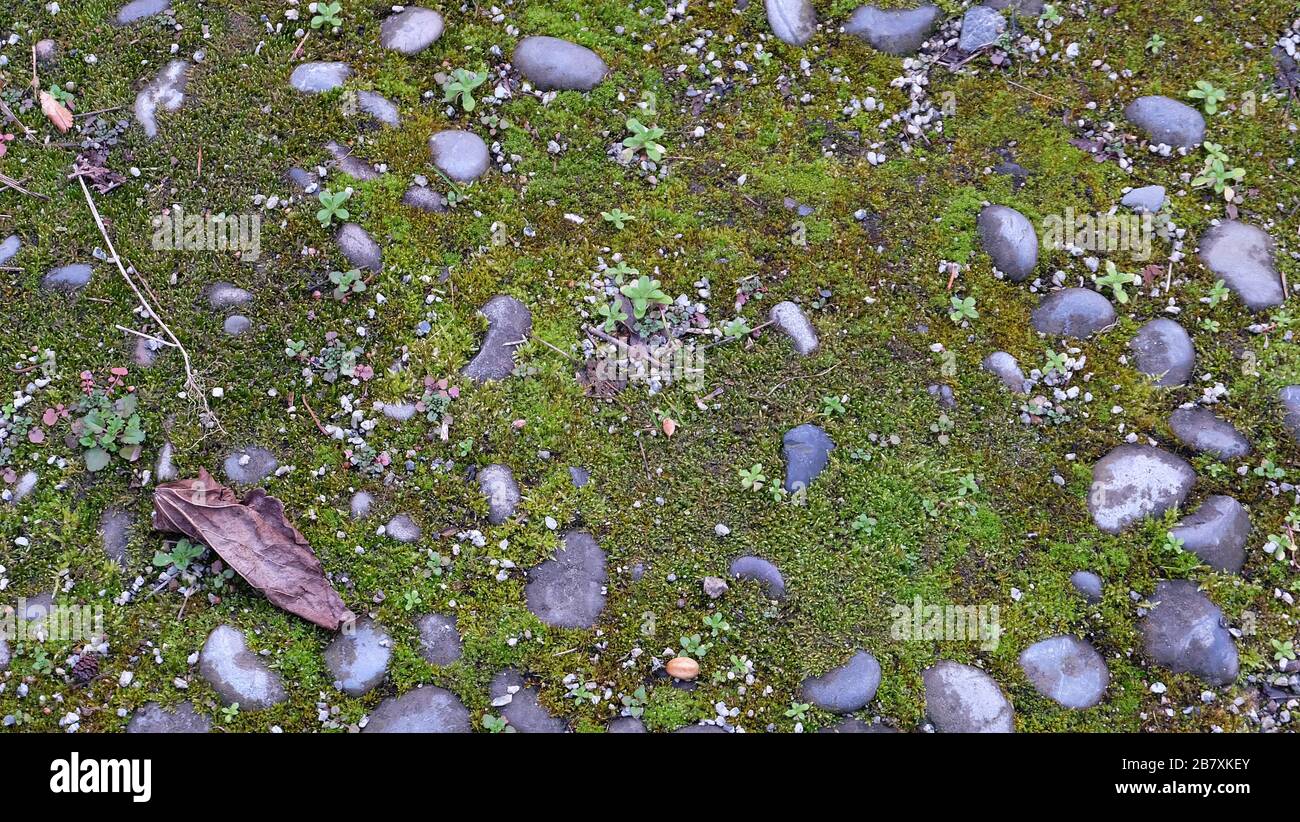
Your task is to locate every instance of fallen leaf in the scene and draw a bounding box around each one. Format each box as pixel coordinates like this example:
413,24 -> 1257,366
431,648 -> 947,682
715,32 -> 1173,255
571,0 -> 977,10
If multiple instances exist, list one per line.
662,417 -> 677,437
27,427 -> 44,444
152,468 -> 355,630
39,91 -> 73,133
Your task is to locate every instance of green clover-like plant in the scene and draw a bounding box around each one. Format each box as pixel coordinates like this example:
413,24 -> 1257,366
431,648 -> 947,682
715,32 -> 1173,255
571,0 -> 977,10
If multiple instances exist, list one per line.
948,295 -> 978,323
442,68 -> 488,112
153,538 -> 206,573
310,1 -> 343,30
619,275 -> 671,319
622,118 -> 666,162
597,299 -> 628,332
329,268 -> 366,300
1186,80 -> 1227,115
601,208 -> 634,229
1093,260 -> 1139,304
316,188 -> 351,227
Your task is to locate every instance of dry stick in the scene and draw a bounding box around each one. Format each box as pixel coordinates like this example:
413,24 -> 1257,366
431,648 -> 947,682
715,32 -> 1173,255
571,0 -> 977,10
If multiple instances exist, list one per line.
767,363 -> 840,397
584,324 -> 667,368
299,392 -> 331,437
0,172 -> 49,200
289,31 -> 311,62
74,105 -> 125,120
78,175 -> 222,432
116,325 -> 178,348
526,333 -> 581,363
0,98 -> 33,136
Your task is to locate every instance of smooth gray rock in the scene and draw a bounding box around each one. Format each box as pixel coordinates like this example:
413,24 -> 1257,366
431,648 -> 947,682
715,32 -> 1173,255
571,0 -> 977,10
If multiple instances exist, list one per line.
223,446 -> 277,484
769,300 -> 818,356
289,61 -> 351,94
287,167 -> 317,192
386,514 -> 421,543
764,0 -> 818,46
983,0 -> 1044,13
1282,386 -> 1300,443
324,619 -> 391,696
513,36 -> 608,91
380,402 -> 417,422
1019,635 -> 1109,709
402,185 -> 447,212
1031,288 -> 1116,337
100,507 -> 131,568
729,556 -> 785,600
1169,495 -> 1250,574
801,650 -> 882,713
1141,580 -> 1238,686
223,315 -> 251,337
1122,185 -> 1166,213
490,670 -> 568,732
982,351 -> 1028,394
818,718 -> 898,733
379,7 -> 445,55
126,701 -> 211,733
325,140 -> 380,181
464,295 -> 531,382
1130,318 -> 1194,387
958,6 -> 1006,52
478,464 -> 521,524
155,442 -> 178,481
416,613 -> 462,666
525,531 -> 607,629
1124,96 -> 1206,148
0,637 -> 9,671
199,625 -> 287,710
42,264 -> 93,291
844,5 -> 942,56
569,466 -> 591,488
428,130 -> 490,182
206,282 -> 253,309
783,423 -> 833,493
607,716 -> 647,733
357,90 -> 399,127
1169,406 -> 1250,460
1087,445 -> 1195,534
1198,221 -> 1284,311
923,661 -> 1014,733
134,59 -> 188,139
116,0 -> 170,25
363,686 -> 470,733
1071,570 -> 1103,603
0,234 -> 20,265
336,222 -> 382,272
349,491 -> 373,520
978,205 -> 1038,281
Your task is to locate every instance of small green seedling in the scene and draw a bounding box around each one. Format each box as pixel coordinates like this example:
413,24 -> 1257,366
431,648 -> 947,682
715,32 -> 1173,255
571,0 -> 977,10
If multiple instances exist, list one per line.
316,188 -> 351,227
1186,80 -> 1227,115
601,208 -> 635,229
442,68 -> 488,112
153,538 -> 206,573
329,268 -> 366,300
597,300 -> 628,332
739,463 -> 766,492
1093,261 -> 1139,304
310,1 -> 343,30
619,275 -> 671,319
948,295 -> 977,323
622,118 -> 667,162
1146,33 -> 1165,54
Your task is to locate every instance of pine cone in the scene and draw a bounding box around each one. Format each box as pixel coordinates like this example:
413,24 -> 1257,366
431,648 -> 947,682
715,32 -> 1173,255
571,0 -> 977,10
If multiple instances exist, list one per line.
71,653 -> 99,685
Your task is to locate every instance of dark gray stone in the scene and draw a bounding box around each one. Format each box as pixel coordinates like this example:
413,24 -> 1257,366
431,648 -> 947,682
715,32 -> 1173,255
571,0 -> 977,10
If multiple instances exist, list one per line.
100,507 -> 131,568
336,222 -> 382,271
1130,318 -> 1194,387
1168,406 -> 1250,460
923,661 -> 1014,733
844,4 -> 942,56
402,185 -> 447,212
223,446 -> 278,484
478,464 -> 521,524
982,351 -> 1028,394
1087,445 -> 1195,534
126,701 -> 211,733
1124,96 -> 1207,148
1282,386 -> 1300,444
385,514 -> 421,543
428,129 -> 490,182
764,0 -> 818,46
801,650 -> 882,713
357,90 -> 400,127
513,36 -> 608,91
223,315 -> 252,337
42,264 -> 93,292
770,300 -> 818,355
0,234 -> 20,265
1018,635 -> 1109,709
0,637 -> 9,672
1031,288 -> 1116,337
1198,221 -> 1285,311
206,282 -> 253,309
958,6 -> 1006,52
379,7 -> 445,55
199,625 -> 287,710
289,61 -> 351,94
525,531 -> 607,629
324,619 -> 391,696
607,716 -> 647,733
464,295 -> 531,382
1122,185 -> 1166,213
729,555 -> 785,600
1140,580 -> 1238,686
1070,570 -> 1103,603
363,686 -> 470,733
490,670 -> 568,732
287,167 -> 317,192
416,613 -> 462,666
783,423 -> 833,493
134,60 -> 188,139
1169,495 -> 1250,574
325,140 -> 380,181
978,205 -> 1038,281
569,466 -> 591,488
116,0 -> 170,25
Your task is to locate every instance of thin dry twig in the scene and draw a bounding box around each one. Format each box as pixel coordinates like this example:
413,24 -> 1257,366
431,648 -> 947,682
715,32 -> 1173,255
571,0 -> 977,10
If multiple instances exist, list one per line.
767,363 -> 840,397
0,171 -> 49,200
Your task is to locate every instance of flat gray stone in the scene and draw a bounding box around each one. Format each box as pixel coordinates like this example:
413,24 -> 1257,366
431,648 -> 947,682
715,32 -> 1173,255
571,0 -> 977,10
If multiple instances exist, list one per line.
386,514 -> 421,543
155,442 -> 178,481
1124,95 -> 1206,148
1282,386 -> 1300,444
7,471 -> 38,505
818,718 -> 898,733
223,315 -> 251,337
801,650 -> 881,713
100,507 -> 132,568
983,0 -> 1044,12
206,282 -> 253,309
513,36 -> 608,91
1141,580 -> 1238,686
325,140 -> 380,181
764,0 -> 818,46
1169,406 -> 1250,460
982,351 -> 1027,394
1087,445 -> 1195,534
478,464 -> 521,524
42,264 -> 93,292
1130,318 -> 1194,387
287,167 -> 317,192
1169,495 -> 1250,574
223,446 -> 277,484
349,491 -> 373,520
958,6 -> 1006,52
464,295 -> 531,382
978,205 -> 1038,281
134,59 -> 188,139
1031,288 -> 1116,338
1198,221 -> 1284,311
116,0 -> 170,25
380,402 -> 417,422
769,300 -> 818,356
379,7 -> 445,55
402,185 -> 447,212
336,222 -> 382,271
1019,636 -> 1109,709
363,686 -> 470,733
0,234 -> 20,265
844,4 -> 942,56
923,661 -> 1014,733
525,531 -> 607,629
490,670 -> 568,732
1071,570 -> 1103,603
569,466 -> 591,488
783,423 -> 833,493
607,717 -> 647,733
1122,185 -> 1166,213
416,613 -> 462,666
428,129 -> 489,182
324,619 -> 391,696
289,61 -> 351,94
198,625 -> 287,710
126,701 -> 211,733
729,555 -> 785,599
0,637 -> 9,671
357,90 -> 400,127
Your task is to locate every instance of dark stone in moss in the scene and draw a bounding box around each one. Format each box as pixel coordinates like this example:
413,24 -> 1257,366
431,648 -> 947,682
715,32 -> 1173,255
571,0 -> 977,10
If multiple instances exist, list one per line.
1124,96 -> 1206,148
1169,495 -> 1250,574
923,661 -> 1015,733
336,222 -> 382,271
1168,406 -> 1249,460
100,507 -> 132,569
357,90 -> 399,127
729,555 -> 785,599
1198,221 -> 1284,311
607,716 -> 647,733
223,446 -> 277,484
958,6 -> 1006,52
1282,386 -> 1300,444
379,7 -> 445,55
289,62 -> 351,94
783,422 -> 833,493
569,466 -> 591,488
363,686 -> 470,733
0,234 -> 20,265
513,36 -> 609,91
206,281 -> 253,309
525,530 -> 607,629
1019,635 -> 1109,709
416,613 -> 462,666
402,185 -> 447,212
490,670 -> 568,733
42,264 -> 93,292
223,314 -> 252,336
801,650 -> 881,713
116,0 -> 170,26
1087,445 -> 1194,534
464,295 -> 531,382
1070,570 -> 1103,603
978,205 -> 1038,281
428,129 -> 490,182
127,701 -> 211,733
324,619 -> 391,696
325,140 -> 380,181
844,5 -> 941,56
764,0 -> 817,46
1130,318 -> 1194,387
478,464 -> 520,524
199,625 -> 287,710
1140,580 -> 1238,686
1031,288 -> 1116,338
982,351 -> 1027,394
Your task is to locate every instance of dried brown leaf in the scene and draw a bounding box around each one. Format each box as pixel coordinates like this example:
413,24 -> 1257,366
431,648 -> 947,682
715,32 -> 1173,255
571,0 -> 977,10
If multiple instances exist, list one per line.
39,91 -> 73,133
